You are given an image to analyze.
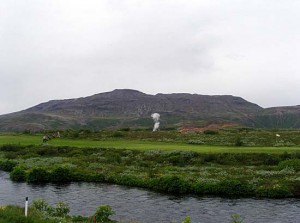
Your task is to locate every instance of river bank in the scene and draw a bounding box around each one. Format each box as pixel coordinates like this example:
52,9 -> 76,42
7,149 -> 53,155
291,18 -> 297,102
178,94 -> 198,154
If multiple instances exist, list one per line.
1,171 -> 300,223
1,144 -> 300,198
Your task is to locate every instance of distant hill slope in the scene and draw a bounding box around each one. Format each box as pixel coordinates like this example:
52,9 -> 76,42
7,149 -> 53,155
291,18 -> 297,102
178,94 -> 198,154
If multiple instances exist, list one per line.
0,89 -> 299,131
252,106 -> 300,128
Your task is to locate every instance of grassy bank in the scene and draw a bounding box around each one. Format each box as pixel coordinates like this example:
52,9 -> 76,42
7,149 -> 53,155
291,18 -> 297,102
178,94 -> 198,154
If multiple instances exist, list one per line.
1,142 -> 300,198
1,129 -> 300,198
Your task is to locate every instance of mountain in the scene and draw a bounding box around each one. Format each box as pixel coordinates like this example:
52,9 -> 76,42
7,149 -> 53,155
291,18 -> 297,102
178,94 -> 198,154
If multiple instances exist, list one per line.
252,105 -> 300,128
0,89 -> 299,131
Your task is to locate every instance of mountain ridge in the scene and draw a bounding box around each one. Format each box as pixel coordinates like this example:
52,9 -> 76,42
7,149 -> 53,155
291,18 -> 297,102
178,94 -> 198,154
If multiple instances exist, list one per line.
0,89 -> 299,131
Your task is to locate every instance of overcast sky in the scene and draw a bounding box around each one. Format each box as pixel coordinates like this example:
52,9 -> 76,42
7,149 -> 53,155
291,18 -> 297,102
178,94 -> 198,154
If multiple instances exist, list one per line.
1,0 -> 300,115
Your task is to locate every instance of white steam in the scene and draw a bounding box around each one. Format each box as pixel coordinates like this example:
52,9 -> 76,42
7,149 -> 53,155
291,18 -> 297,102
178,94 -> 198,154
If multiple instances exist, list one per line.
151,113 -> 160,132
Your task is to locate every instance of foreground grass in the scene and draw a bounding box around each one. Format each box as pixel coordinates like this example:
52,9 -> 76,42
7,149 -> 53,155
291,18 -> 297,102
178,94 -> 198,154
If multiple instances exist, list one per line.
0,205 -> 54,223
0,203 -> 115,223
0,204 -> 234,223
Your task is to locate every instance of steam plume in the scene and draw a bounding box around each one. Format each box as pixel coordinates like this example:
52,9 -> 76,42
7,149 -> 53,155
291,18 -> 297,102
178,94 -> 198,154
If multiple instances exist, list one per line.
151,113 -> 160,131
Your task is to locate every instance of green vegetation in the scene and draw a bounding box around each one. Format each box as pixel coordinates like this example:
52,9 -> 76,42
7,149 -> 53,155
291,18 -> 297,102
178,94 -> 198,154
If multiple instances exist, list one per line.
1,129 -> 300,154
0,202 -> 242,223
0,199 -> 116,223
0,128 -> 300,198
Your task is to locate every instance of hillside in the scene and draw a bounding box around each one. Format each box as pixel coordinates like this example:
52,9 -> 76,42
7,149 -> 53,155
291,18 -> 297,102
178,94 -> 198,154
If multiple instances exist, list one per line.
0,89 -> 299,131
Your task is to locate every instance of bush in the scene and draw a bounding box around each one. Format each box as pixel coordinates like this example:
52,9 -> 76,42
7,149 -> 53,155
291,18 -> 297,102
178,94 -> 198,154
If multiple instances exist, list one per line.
50,167 -> 72,183
262,154 -> 280,165
181,216 -> 191,223
53,202 -> 70,217
10,166 -> 26,182
218,180 -> 253,197
150,176 -> 191,194
119,127 -> 130,131
32,199 -> 70,218
111,131 -> 124,138
94,205 -> 115,223
187,140 -> 204,145
193,181 -> 219,194
256,184 -> 293,198
113,174 -> 145,187
27,168 -> 49,183
72,215 -> 90,222
0,144 -> 21,152
203,130 -> 219,135
32,199 -> 50,212
36,147 -> 59,156
231,214 -> 244,223
235,137 -> 243,147
193,179 -> 253,197
0,160 -> 17,171
278,159 -> 300,171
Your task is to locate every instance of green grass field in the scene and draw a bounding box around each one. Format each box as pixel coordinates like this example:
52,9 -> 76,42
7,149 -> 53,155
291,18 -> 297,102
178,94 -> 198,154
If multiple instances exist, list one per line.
1,133 -> 300,154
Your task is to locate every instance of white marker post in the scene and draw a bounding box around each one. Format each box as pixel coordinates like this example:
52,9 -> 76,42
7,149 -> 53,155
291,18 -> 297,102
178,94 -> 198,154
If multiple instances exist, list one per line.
25,197 -> 28,217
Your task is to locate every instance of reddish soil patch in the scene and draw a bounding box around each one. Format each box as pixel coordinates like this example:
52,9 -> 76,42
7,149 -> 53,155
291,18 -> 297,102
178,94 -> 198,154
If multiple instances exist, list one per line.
179,123 -> 238,133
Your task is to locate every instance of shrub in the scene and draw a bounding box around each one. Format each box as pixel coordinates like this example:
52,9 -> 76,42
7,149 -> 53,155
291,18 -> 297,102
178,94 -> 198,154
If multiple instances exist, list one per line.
119,127 -> 130,131
32,199 -> 50,212
165,151 -> 198,166
231,214 -> 244,223
167,154 -> 187,166
50,167 -> 72,183
114,174 -> 146,187
32,199 -> 70,218
72,215 -> 90,222
188,140 -> 204,145
218,180 -> 253,197
111,131 -> 124,138
106,153 -> 122,164
150,176 -> 191,194
10,166 -> 27,182
181,216 -> 191,223
53,202 -> 70,217
235,137 -> 243,147
278,159 -> 300,171
36,147 -> 61,156
194,179 -> 253,197
27,168 -> 49,183
256,184 -> 293,198
94,205 -> 115,223
262,154 -> 280,165
203,130 -> 219,135
0,160 -> 17,171
193,180 -> 219,194
0,144 -> 21,152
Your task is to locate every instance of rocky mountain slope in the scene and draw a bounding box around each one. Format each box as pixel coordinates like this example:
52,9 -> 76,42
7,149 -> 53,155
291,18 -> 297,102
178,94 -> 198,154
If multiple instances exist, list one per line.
0,89 -> 299,131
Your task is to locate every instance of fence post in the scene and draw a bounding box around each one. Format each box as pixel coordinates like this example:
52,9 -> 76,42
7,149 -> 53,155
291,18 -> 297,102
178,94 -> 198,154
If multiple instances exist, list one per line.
25,197 -> 28,217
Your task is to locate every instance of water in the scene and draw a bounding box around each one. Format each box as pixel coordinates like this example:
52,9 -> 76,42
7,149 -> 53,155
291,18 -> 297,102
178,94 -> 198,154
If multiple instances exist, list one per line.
0,171 -> 299,223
